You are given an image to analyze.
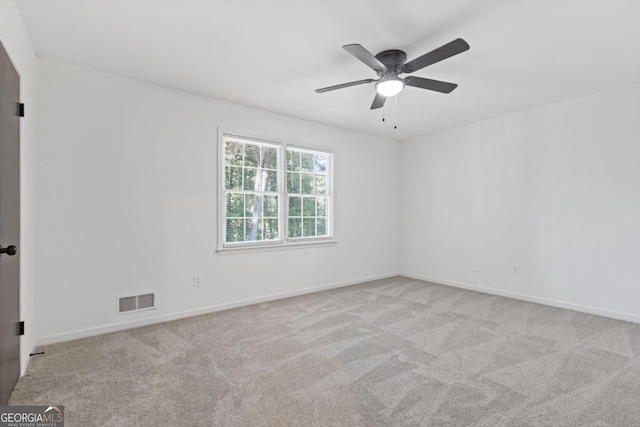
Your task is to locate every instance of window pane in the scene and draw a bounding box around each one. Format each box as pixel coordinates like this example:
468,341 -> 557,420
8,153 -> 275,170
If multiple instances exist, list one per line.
288,218 -> 302,238
317,218 -> 327,236
264,218 -> 278,240
244,143 -> 260,168
245,194 -> 256,216
225,140 -> 243,166
314,154 -> 327,173
263,195 -> 278,217
265,170 -> 278,192
225,166 -> 243,190
287,172 -> 300,193
253,169 -> 266,192
317,197 -> 326,216
245,218 -> 262,241
289,196 -> 301,216
301,173 -> 313,194
314,175 -> 326,194
303,197 -> 316,217
244,168 -> 257,190
262,146 -> 278,169
226,193 -> 244,217
287,150 -> 300,171
301,153 -> 314,172
226,219 -> 244,242
303,218 -> 315,237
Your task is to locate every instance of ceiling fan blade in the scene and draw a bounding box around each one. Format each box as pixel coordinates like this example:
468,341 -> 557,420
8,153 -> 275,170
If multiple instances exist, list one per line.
370,92 -> 386,110
343,44 -> 387,72
404,76 -> 458,93
403,38 -> 470,73
315,79 -> 376,93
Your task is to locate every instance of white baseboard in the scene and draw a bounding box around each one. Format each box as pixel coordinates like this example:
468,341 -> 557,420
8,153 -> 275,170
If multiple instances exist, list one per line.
475,284 -> 640,324
401,272 -> 476,291
400,273 -> 640,324
34,272 -> 400,347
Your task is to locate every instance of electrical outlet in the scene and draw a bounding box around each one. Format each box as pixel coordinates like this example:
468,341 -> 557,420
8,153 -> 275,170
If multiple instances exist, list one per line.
193,274 -> 202,287
512,264 -> 520,275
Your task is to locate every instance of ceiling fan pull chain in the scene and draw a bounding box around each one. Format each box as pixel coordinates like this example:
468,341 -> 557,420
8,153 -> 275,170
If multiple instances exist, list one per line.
382,103 -> 386,122
394,96 -> 398,129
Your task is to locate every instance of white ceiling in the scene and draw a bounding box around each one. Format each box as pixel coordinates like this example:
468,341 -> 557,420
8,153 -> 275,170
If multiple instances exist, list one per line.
16,0 -> 640,141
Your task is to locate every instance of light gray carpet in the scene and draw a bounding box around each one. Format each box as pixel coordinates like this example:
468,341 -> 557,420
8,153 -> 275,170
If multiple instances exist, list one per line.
10,276 -> 640,426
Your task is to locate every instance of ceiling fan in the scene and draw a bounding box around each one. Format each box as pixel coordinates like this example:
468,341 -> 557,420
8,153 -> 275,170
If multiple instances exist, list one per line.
316,38 -> 470,110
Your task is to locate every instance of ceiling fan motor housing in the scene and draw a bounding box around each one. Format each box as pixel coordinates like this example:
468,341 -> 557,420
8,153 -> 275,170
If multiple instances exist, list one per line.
375,49 -> 407,75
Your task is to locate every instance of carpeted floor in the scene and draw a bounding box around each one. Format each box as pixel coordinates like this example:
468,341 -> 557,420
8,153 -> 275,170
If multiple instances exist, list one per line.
10,276 -> 640,426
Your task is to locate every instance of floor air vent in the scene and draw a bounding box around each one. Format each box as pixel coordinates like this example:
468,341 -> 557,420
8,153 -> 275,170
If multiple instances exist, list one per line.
117,293 -> 156,314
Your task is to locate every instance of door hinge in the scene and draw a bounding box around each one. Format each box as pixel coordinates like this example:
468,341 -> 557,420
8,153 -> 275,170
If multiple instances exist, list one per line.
18,103 -> 25,117
19,321 -> 24,336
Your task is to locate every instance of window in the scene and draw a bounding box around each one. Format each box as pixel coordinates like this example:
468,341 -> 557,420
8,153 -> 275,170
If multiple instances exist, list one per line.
286,148 -> 329,239
220,133 -> 333,250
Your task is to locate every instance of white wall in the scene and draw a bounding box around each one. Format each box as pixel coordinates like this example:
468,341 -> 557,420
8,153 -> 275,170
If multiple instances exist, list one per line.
401,83 -> 640,321
35,58 -> 400,342
0,0 -> 38,374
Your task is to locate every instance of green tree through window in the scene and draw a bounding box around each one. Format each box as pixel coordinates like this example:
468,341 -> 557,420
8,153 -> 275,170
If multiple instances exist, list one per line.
286,148 -> 329,239
224,138 -> 280,243
221,134 -> 332,247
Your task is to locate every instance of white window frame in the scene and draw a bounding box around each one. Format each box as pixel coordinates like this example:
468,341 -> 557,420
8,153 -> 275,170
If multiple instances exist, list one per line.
217,130 -> 335,253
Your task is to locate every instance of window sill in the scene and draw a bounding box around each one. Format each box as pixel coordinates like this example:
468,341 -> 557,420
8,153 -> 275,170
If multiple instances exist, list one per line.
216,239 -> 337,255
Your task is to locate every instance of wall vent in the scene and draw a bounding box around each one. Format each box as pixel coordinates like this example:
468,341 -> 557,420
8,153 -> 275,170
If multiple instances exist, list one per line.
117,293 -> 156,314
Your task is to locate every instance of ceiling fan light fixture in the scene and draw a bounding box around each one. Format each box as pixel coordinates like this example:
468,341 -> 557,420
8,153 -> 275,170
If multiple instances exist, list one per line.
375,76 -> 404,97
